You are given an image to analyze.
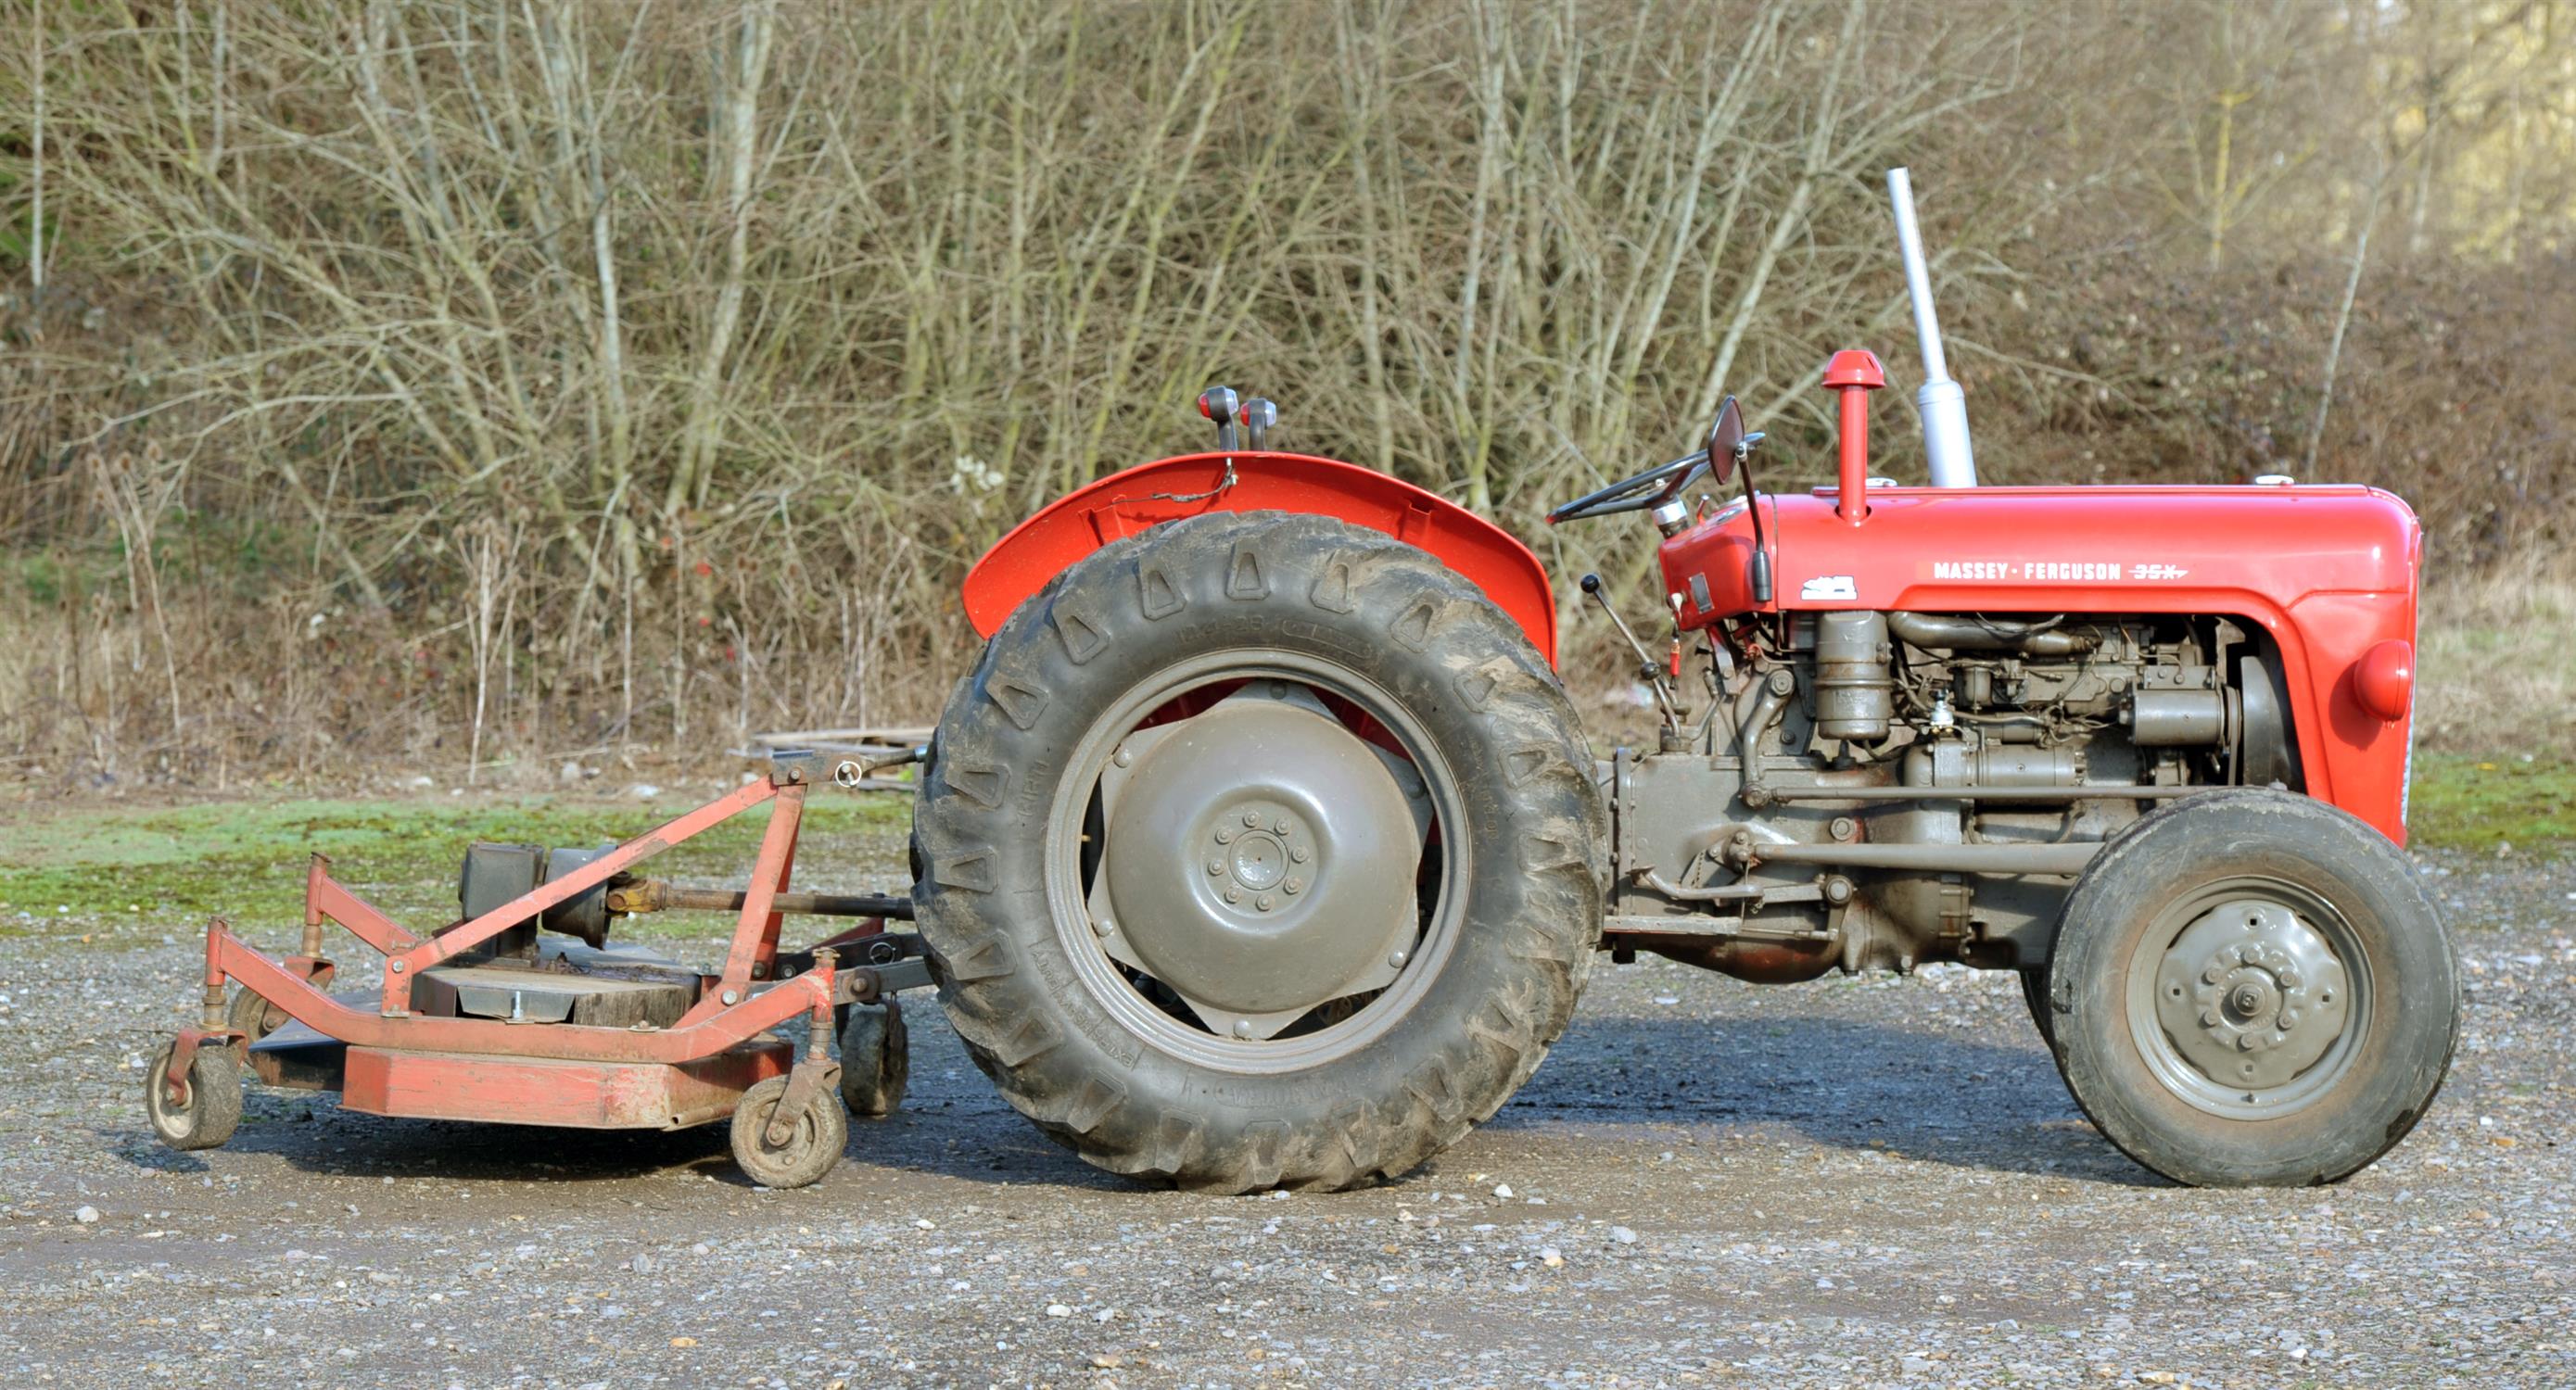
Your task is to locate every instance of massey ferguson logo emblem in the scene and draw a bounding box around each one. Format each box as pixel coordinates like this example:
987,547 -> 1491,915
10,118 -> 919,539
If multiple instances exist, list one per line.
1924,560 -> 2190,582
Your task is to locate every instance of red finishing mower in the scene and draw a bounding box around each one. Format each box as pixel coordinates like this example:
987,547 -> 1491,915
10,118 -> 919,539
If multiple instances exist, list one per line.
149,169 -> 2455,1191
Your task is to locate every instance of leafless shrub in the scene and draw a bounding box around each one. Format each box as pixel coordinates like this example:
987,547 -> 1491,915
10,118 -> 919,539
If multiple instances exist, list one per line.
0,0 -> 2569,782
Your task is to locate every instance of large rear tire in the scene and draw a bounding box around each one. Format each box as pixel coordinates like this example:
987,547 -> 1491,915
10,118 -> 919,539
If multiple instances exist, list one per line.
912,512 -> 1605,1192
2050,789 -> 2458,1186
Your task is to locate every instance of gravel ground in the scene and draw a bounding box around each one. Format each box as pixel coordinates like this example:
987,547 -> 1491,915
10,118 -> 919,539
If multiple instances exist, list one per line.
0,840 -> 2567,1389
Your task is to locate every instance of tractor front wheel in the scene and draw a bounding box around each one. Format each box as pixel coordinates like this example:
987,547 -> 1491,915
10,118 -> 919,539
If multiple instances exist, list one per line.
2049,790 -> 2458,1186
912,512 -> 1605,1192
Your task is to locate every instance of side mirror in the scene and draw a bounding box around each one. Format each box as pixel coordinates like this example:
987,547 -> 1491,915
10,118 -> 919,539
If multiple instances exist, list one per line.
1705,396 -> 1744,486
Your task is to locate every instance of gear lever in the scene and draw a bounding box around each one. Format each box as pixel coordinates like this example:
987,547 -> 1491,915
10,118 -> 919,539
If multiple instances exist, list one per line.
1580,573 -> 1683,741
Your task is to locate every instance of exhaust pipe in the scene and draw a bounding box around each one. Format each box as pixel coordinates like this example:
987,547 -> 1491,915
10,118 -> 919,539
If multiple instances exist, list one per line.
1886,168 -> 1977,487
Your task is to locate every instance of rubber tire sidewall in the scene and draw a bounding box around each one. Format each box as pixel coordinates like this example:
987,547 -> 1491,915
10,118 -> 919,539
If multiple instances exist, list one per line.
2019,966 -> 2056,1054
911,512 -> 1605,1192
729,1075 -> 848,1189
146,1044 -> 243,1152
2050,789 -> 2459,1186
838,1002 -> 909,1118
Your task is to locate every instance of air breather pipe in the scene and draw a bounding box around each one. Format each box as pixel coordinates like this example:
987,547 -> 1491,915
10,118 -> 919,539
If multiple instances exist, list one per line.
1887,167 -> 1978,487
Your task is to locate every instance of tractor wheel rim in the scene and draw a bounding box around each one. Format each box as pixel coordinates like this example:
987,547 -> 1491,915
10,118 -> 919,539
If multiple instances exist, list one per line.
2128,876 -> 2368,1118
1047,650 -> 1466,1075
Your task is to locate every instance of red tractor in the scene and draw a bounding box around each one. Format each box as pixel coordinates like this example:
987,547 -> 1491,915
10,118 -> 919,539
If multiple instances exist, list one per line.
911,170 -> 2457,1192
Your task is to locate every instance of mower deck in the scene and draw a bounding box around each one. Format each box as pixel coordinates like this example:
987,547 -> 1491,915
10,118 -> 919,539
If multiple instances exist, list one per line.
146,754 -> 926,1186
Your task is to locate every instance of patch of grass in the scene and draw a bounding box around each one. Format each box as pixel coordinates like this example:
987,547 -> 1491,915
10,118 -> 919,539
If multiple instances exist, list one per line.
0,792 -> 913,946
2407,754 -> 2576,854
2418,562 -> 2576,759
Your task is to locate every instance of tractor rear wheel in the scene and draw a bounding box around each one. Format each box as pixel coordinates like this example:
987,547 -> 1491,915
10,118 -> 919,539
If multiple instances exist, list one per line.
912,512 -> 1605,1192
2049,789 -> 2458,1186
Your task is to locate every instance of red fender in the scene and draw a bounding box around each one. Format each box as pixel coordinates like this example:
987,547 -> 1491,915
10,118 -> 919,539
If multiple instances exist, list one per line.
962,452 -> 1559,666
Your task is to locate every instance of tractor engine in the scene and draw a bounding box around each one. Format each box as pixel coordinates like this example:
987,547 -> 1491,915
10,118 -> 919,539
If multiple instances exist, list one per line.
1606,611 -> 2300,981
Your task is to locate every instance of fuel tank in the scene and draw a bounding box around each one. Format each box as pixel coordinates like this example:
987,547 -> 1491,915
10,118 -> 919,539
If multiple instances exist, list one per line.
1657,483 -> 2423,842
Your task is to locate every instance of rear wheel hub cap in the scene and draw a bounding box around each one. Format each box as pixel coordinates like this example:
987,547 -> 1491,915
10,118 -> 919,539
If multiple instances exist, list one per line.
1090,684 -> 1427,1038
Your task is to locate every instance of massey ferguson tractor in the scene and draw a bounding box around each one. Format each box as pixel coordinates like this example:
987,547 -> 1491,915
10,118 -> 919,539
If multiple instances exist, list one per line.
908,168 -> 2457,1193
148,169 -> 2455,1194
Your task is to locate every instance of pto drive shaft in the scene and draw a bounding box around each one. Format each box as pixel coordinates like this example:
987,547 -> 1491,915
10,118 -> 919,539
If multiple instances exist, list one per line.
604,880 -> 915,921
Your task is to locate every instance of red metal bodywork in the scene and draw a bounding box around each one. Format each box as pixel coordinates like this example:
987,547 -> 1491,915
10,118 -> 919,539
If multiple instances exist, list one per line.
339,1042 -> 792,1130
962,451 -> 1561,665
1656,484 -> 2424,841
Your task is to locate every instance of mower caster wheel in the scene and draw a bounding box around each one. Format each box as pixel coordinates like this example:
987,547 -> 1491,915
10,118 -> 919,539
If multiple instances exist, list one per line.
226,987 -> 286,1048
730,1074 -> 847,1189
146,1042 -> 243,1152
838,1002 -> 908,1118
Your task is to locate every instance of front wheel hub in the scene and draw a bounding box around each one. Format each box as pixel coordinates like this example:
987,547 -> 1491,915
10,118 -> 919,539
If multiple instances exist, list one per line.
2154,898 -> 2351,1093
1090,684 -> 1428,1039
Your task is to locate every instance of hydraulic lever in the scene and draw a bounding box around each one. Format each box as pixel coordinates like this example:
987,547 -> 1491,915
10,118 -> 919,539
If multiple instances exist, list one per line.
1580,574 -> 1683,742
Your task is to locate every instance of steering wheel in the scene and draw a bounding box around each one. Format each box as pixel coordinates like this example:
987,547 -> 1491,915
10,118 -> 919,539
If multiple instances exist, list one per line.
1544,448 -> 1709,526
1544,395 -> 1748,528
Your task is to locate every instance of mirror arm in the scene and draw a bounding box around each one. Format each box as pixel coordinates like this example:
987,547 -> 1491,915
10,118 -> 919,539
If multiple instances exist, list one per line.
1736,440 -> 1772,607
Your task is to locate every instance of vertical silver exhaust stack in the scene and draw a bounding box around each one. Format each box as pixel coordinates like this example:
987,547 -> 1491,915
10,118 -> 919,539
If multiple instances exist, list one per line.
1886,167 -> 1977,487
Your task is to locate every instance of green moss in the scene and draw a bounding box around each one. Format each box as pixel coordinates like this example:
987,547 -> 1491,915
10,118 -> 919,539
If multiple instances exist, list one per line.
0,792 -> 913,945
2407,755 -> 2576,854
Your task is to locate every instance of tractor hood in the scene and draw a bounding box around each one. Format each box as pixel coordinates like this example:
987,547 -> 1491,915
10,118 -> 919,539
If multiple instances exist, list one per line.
1658,481 -> 2424,840
1660,483 -> 2418,624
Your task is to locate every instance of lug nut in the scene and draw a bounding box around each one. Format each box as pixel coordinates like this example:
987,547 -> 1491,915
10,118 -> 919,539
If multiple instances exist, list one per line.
1289,846 -> 1310,864
1243,810 -> 1261,828
1224,888 -> 1241,904
1113,745 -> 1134,767
1274,817 -> 1291,834
1207,859 -> 1225,876
2200,1009 -> 2222,1028
1388,949 -> 1409,969
1215,827 -> 1237,844
1256,893 -> 1275,911
1232,1020 -> 1253,1039
1283,877 -> 1303,894
1094,916 -> 1116,937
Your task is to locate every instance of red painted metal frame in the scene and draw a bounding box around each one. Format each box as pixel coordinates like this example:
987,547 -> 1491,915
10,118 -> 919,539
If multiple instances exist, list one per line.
961,450 -> 1561,666
1656,484 -> 2424,842
338,1042 -> 793,1130
372,777 -> 790,1012
175,773 -> 842,1125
